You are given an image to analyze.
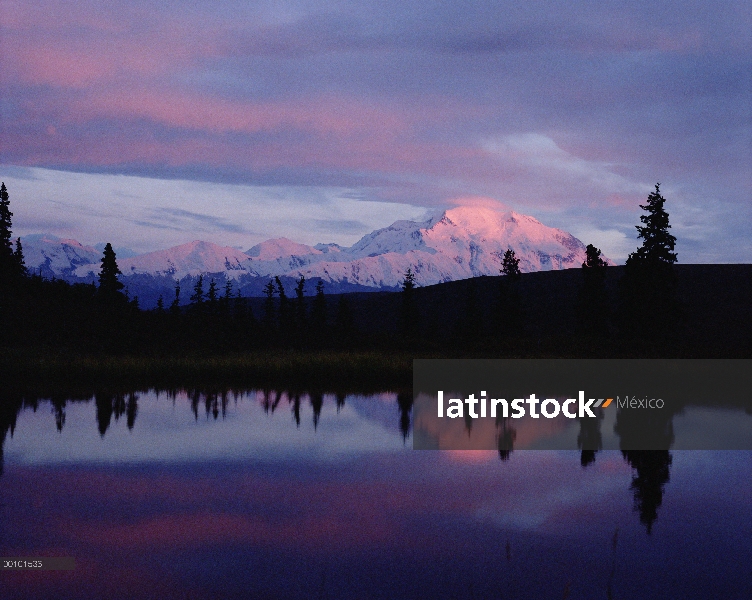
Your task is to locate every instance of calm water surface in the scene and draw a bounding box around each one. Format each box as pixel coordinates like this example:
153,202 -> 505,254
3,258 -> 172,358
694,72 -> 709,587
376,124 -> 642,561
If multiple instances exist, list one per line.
1,390 -> 750,599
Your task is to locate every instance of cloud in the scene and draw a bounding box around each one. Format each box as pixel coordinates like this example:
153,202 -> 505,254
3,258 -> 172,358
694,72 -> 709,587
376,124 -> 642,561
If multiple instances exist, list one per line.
1,0 -> 749,262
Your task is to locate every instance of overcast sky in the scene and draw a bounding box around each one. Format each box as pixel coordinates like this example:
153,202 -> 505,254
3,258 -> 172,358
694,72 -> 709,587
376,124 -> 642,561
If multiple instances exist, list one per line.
1,0 -> 750,261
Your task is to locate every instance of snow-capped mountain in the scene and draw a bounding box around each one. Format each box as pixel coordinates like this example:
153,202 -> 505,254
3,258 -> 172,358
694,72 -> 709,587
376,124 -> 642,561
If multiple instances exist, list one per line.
22,206 -> 608,303
21,234 -> 102,278
73,240 -> 250,279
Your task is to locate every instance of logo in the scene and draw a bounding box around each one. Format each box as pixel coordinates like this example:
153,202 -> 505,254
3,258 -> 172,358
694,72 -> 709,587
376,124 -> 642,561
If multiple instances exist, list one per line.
436,391 -> 620,419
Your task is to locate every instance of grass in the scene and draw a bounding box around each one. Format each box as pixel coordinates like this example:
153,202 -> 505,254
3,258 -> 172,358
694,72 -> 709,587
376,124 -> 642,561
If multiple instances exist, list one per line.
0,349 -> 415,394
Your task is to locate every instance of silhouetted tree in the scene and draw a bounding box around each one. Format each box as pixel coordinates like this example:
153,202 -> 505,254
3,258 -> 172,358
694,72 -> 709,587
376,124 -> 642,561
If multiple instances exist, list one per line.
170,283 -> 181,314
98,243 -> 124,299
620,184 -> 680,340
190,275 -> 205,306
577,244 -> 610,338
275,276 -> 290,335
263,279 -> 276,329
295,275 -> 307,332
496,248 -> 523,337
398,267 -> 419,340
0,182 -> 14,280
501,248 -> 521,278
12,237 -> 26,278
207,278 -> 218,305
156,295 -> 165,312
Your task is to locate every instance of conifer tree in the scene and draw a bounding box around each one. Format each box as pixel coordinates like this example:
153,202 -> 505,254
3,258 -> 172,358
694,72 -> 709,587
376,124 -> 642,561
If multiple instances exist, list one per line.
263,279 -> 276,328
98,243 -> 124,298
398,267 -> 419,340
190,275 -> 205,305
496,249 -> 523,336
170,283 -> 181,314
0,183 -> 16,279
13,237 -> 26,278
577,244 -> 610,338
294,275 -> 306,329
156,295 -> 165,312
501,248 -> 521,279
208,278 -> 218,305
628,184 -> 677,266
620,183 -> 680,340
275,276 -> 289,335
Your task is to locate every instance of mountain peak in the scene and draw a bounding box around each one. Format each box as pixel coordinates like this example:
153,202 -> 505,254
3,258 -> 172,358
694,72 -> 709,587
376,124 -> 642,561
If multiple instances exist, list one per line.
246,237 -> 321,260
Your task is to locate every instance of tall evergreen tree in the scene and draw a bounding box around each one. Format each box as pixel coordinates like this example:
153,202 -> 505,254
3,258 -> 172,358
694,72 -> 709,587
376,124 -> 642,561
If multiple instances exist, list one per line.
294,275 -> 307,330
620,183 -> 680,340
263,279 -> 276,329
98,243 -> 124,298
12,237 -> 26,278
398,267 -> 419,340
629,184 -> 677,266
0,182 -> 16,279
190,275 -> 205,305
170,283 -> 181,314
207,278 -> 218,306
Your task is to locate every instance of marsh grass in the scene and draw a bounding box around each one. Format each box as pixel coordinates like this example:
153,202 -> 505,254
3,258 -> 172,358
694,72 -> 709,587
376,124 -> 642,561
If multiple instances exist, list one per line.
1,349 -> 414,393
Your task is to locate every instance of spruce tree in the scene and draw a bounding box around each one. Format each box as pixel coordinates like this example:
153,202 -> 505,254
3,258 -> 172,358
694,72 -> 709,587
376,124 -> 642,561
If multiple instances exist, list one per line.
577,244 -> 610,338
13,237 -> 26,278
501,248 -> 521,279
496,249 -> 523,336
310,280 -> 327,338
398,267 -> 418,340
170,283 -> 181,314
263,279 -> 276,330
620,183 -> 680,340
98,243 -> 124,298
629,184 -> 677,266
207,278 -> 218,305
190,275 -> 205,305
294,275 -> 306,328
0,182 -> 16,279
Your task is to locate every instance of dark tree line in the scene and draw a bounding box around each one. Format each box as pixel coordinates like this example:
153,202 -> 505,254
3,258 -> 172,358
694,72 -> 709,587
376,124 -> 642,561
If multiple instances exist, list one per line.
0,182 -> 683,355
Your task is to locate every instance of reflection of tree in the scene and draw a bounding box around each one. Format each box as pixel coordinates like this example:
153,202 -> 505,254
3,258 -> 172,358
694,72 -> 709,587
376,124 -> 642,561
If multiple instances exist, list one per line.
614,404 -> 675,533
577,410 -> 603,467
291,393 -> 301,427
51,395 -> 66,432
95,393 -> 114,437
496,416 -> 516,461
126,393 -> 138,430
335,393 -> 346,413
310,392 -> 323,430
621,451 -> 672,534
397,392 -> 412,442
0,392 -> 23,478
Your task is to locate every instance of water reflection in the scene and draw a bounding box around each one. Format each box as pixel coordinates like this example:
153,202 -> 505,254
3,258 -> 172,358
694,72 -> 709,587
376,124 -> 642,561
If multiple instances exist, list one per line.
0,386 -> 737,539
0,388 -> 750,599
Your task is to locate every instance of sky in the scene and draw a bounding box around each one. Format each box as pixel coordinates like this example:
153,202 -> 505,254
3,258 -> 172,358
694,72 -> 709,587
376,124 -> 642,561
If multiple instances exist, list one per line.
1,0 -> 750,262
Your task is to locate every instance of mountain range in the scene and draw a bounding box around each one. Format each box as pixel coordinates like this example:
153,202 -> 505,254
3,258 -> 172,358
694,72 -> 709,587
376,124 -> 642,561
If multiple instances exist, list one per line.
21,206 -> 608,307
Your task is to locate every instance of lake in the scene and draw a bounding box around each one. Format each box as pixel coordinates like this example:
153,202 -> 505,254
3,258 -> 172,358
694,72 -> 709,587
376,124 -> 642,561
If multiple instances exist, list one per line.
1,389 -> 750,599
